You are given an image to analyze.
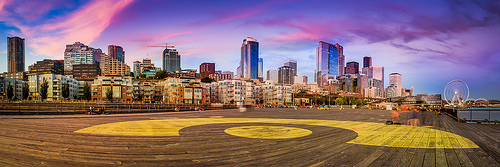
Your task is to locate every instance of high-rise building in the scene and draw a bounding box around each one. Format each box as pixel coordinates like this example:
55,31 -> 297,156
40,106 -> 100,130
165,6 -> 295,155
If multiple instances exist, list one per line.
241,37 -> 259,79
163,49 -> 181,72
284,60 -> 297,76
363,56 -> 372,68
316,41 -> 344,86
200,63 -> 215,78
266,69 -> 278,83
28,59 -> 64,75
258,58 -> 263,79
236,66 -> 242,79
108,45 -> 125,63
278,66 -> 295,85
133,61 -> 141,78
100,53 -> 130,76
8,37 -> 25,73
372,66 -> 384,89
64,42 -> 102,73
139,58 -> 160,79
346,61 -> 359,74
293,76 -> 308,85
389,73 -> 402,97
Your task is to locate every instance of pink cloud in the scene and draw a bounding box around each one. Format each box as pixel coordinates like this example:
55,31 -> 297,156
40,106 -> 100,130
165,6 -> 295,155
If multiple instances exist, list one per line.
170,36 -> 207,46
131,30 -> 198,43
182,45 -> 224,56
0,0 -> 10,15
9,0 -> 134,59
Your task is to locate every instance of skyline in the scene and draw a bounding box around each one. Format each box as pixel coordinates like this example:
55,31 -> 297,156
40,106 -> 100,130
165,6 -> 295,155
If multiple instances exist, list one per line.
0,0 -> 499,99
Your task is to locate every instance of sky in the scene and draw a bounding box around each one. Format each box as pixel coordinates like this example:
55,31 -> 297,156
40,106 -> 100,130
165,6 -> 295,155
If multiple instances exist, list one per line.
0,0 -> 499,100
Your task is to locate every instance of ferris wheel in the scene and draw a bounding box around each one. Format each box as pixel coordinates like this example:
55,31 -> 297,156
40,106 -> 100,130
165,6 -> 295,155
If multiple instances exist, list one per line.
443,80 -> 469,106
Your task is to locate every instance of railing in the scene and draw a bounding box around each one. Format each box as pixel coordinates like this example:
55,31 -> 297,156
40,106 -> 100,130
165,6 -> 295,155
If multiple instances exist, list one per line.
458,108 -> 500,124
0,102 -> 237,115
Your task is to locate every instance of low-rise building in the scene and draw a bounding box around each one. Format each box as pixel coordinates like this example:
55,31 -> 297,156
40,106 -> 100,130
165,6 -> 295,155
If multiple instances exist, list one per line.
91,75 -> 133,103
28,59 -> 64,75
0,71 -> 27,81
215,79 -> 254,104
28,74 -> 80,101
0,77 -> 26,100
133,80 -> 161,103
160,77 -> 210,104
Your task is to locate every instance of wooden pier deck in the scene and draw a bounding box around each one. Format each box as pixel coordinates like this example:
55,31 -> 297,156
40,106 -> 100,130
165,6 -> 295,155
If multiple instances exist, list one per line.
0,108 -> 498,166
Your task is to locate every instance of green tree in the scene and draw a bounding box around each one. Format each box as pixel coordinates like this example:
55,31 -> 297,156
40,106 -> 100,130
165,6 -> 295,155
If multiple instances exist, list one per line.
137,94 -> 143,102
22,83 -> 29,100
154,70 -> 168,79
6,84 -> 14,100
106,87 -> 113,103
139,74 -> 147,79
201,77 -> 215,83
40,79 -> 49,101
83,82 -> 91,100
61,83 -> 70,100
130,72 -> 135,78
335,98 -> 344,105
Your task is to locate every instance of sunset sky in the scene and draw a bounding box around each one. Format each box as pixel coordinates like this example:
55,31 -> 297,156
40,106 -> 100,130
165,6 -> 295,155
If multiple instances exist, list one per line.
0,0 -> 499,100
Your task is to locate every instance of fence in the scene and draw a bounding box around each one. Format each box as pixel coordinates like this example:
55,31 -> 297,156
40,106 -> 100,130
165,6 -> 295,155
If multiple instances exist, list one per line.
458,108 -> 500,124
0,102 -> 237,115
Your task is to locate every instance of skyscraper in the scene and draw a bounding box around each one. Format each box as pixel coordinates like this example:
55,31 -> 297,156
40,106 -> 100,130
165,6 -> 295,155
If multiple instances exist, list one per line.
200,63 -> 215,78
389,73 -> 402,97
363,56 -> 372,68
64,42 -> 102,73
241,37 -> 259,79
266,69 -> 278,83
372,66 -> 385,90
108,45 -> 125,63
7,37 -> 25,73
284,60 -> 297,76
258,58 -> 263,79
346,61 -> 359,74
278,66 -> 295,85
316,41 -> 345,86
133,61 -> 141,78
163,49 -> 181,72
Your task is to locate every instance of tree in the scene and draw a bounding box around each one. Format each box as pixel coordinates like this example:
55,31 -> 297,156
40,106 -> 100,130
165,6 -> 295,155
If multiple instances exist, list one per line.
22,83 -> 29,100
62,83 -> 70,100
40,80 -> 49,101
130,72 -> 135,78
154,70 -> 168,80
137,94 -> 143,102
201,77 -> 215,83
106,87 -> 113,103
6,84 -> 14,100
83,82 -> 91,100
335,98 -> 344,105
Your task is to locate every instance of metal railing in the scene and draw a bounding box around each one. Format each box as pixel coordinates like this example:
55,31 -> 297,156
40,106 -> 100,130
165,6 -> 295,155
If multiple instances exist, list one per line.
0,102 -> 237,115
458,108 -> 500,124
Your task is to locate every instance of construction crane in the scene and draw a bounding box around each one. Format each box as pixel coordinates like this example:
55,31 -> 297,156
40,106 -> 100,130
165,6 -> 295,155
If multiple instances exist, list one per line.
147,43 -> 174,49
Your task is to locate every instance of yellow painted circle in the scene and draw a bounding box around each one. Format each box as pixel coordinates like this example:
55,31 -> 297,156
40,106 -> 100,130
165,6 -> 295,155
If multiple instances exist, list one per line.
224,126 -> 312,139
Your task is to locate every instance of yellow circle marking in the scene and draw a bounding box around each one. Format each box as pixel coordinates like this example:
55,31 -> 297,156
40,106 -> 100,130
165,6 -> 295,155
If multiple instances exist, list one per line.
74,118 -> 479,149
225,126 -> 312,139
